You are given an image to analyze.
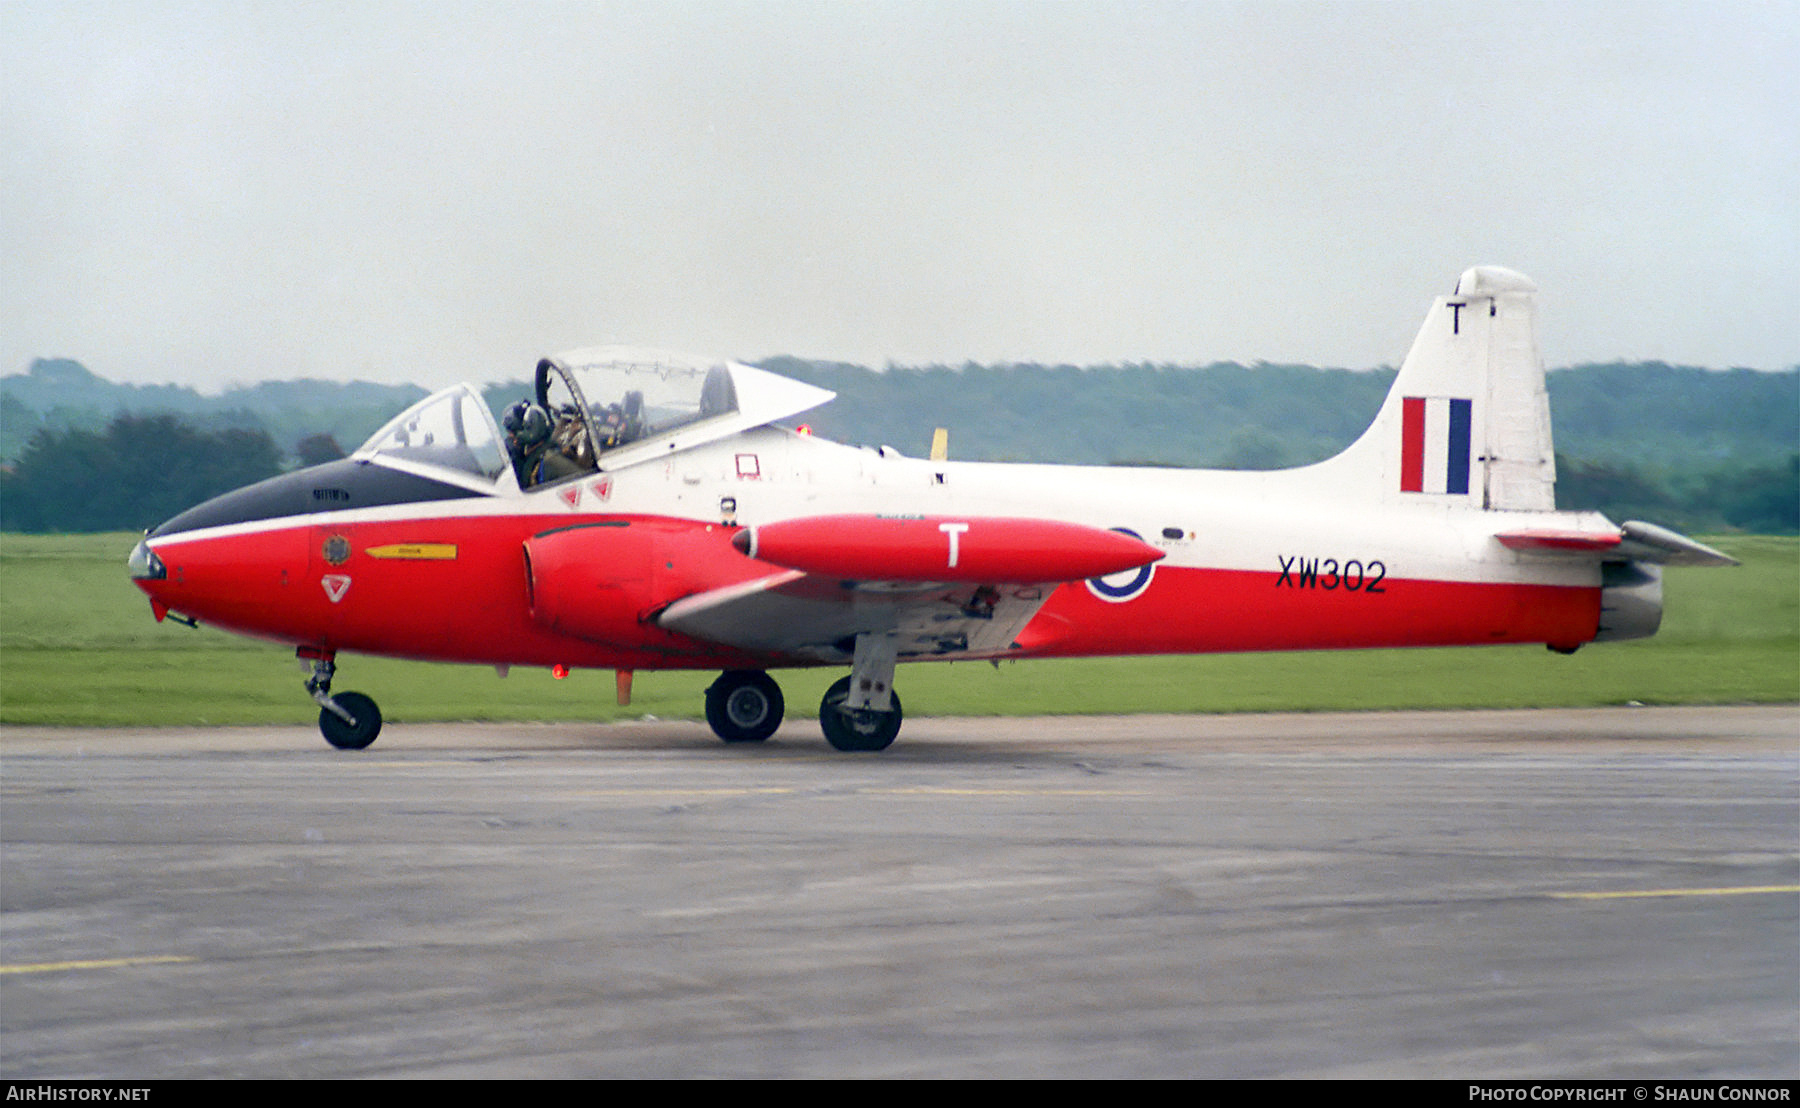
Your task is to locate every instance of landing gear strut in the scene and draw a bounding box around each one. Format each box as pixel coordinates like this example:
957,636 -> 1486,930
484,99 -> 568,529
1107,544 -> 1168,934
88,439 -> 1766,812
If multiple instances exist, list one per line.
819,676 -> 903,752
704,669 -> 785,743
302,649 -> 382,750
819,633 -> 903,752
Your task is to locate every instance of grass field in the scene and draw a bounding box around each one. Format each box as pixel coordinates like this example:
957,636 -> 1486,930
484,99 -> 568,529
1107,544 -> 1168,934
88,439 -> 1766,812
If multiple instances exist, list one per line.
1,532 -> 1794,728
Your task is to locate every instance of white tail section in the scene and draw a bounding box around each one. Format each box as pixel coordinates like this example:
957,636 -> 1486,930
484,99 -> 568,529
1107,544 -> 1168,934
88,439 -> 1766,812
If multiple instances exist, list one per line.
1306,266 -> 1556,510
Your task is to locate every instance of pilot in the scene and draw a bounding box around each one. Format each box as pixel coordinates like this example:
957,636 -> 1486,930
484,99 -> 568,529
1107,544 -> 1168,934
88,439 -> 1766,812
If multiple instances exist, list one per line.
595,403 -> 627,449
502,400 -> 583,488
592,391 -> 645,450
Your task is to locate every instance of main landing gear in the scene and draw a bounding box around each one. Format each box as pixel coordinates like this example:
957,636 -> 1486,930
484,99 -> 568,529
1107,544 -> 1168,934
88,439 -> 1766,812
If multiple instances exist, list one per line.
818,675 -> 903,752
704,634 -> 904,753
301,649 -> 382,750
704,670 -> 785,743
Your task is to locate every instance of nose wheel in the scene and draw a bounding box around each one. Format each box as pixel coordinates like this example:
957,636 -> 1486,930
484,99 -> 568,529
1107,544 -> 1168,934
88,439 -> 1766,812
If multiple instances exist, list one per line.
303,651 -> 382,750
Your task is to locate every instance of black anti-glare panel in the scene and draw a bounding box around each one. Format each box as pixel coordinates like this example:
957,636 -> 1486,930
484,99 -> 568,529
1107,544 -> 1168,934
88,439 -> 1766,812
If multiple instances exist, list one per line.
148,459 -> 485,537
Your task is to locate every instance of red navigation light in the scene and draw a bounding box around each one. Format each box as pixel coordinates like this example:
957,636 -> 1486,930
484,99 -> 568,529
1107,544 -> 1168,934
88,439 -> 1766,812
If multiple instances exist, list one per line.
552,663 -> 570,680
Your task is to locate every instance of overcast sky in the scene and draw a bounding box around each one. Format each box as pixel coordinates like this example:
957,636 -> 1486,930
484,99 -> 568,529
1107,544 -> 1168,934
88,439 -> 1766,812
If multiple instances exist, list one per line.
3,0 -> 1795,390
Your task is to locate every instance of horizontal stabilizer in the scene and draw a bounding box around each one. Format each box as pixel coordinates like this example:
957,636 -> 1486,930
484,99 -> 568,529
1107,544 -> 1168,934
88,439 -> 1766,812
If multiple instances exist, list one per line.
1495,521 -> 1736,567
1616,521 -> 1738,567
733,514 -> 1163,584
1495,529 -> 1623,554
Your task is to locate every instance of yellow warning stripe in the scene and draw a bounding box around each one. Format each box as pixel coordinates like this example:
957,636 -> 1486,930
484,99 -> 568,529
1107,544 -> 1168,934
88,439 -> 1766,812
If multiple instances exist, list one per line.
1,955 -> 196,975
363,543 -> 458,561
1549,884 -> 1800,901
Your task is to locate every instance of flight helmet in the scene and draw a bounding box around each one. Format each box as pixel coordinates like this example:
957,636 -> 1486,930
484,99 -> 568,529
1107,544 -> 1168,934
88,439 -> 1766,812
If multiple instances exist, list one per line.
502,400 -> 552,448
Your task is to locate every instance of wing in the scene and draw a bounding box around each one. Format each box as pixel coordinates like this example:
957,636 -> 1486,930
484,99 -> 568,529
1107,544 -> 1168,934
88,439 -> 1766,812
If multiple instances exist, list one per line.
655,515 -> 1163,662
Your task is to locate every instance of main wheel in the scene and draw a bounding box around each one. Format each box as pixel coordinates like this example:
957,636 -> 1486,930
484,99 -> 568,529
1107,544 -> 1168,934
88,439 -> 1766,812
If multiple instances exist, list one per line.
705,670 -> 784,743
319,691 -> 382,750
818,675 -> 902,752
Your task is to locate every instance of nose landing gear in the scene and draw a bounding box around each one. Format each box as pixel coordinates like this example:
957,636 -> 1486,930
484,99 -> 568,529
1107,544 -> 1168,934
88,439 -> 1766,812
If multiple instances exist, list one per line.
301,648 -> 382,750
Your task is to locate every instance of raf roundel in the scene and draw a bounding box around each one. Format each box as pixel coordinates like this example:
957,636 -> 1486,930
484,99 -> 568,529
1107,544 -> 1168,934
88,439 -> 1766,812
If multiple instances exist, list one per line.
1086,528 -> 1156,603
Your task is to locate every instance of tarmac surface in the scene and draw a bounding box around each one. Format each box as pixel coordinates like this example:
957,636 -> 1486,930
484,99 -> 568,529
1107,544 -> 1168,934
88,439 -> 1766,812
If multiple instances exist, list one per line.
2,706 -> 1796,1078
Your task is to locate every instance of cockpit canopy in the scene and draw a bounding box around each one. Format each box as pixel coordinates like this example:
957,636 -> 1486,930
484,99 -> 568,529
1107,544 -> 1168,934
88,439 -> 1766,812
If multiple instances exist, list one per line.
541,349 -> 736,455
531,346 -> 835,474
351,349 -> 835,492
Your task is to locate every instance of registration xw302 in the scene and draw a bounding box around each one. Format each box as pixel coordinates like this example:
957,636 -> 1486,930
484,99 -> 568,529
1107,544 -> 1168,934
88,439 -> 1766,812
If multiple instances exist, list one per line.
1275,555 -> 1387,592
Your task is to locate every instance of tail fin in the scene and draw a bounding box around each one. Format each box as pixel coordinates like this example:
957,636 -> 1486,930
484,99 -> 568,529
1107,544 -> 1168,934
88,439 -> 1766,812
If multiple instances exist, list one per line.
1313,266 -> 1555,511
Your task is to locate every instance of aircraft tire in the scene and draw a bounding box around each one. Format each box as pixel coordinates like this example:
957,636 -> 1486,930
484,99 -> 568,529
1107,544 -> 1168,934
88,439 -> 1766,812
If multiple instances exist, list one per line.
819,676 -> 902,752
319,692 -> 382,750
705,670 -> 784,743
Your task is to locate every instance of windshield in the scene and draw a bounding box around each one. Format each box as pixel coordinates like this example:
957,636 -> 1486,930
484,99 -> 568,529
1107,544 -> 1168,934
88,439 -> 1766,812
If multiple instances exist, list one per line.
355,385 -> 508,484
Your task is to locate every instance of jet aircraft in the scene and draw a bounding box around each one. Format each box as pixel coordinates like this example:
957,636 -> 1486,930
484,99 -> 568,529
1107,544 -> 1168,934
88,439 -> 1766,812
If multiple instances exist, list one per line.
128,267 -> 1735,751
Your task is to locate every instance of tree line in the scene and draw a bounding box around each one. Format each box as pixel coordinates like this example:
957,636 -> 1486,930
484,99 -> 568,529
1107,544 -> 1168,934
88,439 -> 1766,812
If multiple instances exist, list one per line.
2,358 -> 1793,533
1,415 -> 285,533
2,412 -> 1791,536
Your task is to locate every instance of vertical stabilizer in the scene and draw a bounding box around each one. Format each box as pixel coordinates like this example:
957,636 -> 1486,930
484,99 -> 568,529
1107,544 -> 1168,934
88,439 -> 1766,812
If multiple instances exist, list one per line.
1310,266 -> 1556,510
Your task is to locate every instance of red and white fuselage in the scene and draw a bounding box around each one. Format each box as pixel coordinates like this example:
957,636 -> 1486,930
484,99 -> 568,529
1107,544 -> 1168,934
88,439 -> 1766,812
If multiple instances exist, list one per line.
129,267 -> 1733,750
